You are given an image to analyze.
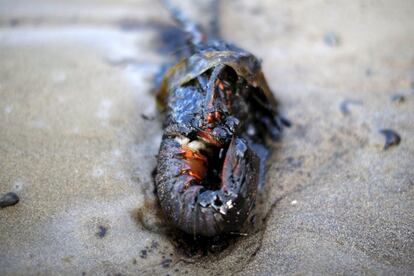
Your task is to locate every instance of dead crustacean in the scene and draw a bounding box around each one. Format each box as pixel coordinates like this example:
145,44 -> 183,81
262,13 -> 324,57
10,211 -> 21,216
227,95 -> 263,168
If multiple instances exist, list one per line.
155,0 -> 287,236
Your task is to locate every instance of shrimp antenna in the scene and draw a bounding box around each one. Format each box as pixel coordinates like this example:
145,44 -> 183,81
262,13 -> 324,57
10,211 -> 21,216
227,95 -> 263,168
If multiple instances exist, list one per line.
162,0 -> 206,46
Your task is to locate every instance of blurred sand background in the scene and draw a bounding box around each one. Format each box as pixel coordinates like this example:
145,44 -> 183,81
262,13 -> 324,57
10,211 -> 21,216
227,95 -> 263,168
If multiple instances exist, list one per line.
0,0 -> 413,275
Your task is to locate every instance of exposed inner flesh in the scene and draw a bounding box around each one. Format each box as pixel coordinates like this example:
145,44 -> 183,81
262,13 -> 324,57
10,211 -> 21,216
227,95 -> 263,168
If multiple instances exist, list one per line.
175,66 -> 239,191
176,136 -> 229,191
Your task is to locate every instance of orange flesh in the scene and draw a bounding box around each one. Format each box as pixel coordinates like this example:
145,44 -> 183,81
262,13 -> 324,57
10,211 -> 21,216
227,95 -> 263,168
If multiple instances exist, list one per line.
216,79 -> 225,91
177,78 -> 231,190
197,130 -> 222,146
205,112 -> 215,123
214,111 -> 221,120
179,145 -> 207,182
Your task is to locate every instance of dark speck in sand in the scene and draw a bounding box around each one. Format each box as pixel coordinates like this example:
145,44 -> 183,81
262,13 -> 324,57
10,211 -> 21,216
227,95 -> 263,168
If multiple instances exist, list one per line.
161,258 -> 172,268
365,68 -> 373,76
0,192 -> 19,208
379,129 -> 401,150
390,94 -> 406,103
151,240 -> 159,249
140,250 -> 148,259
141,114 -> 155,121
280,116 -> 292,127
96,225 -> 108,238
339,99 -> 362,115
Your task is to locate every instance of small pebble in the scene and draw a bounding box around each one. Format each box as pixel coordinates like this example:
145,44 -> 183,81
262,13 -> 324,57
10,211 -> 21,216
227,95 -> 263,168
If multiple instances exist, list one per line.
390,94 -> 405,103
291,200 -> 298,205
0,192 -> 19,208
379,129 -> 401,150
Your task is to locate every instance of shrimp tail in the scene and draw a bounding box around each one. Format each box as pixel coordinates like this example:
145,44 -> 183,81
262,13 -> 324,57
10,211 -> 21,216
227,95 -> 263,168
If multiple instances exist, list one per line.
155,136 -> 258,237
